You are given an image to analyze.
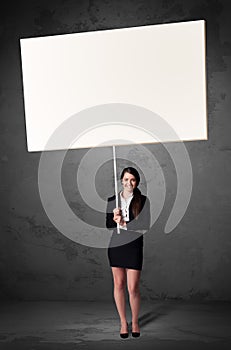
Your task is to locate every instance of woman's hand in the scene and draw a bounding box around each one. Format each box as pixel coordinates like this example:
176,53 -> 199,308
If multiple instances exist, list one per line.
113,208 -> 126,226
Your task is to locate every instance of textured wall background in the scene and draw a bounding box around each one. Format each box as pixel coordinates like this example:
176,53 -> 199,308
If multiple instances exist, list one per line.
0,0 -> 231,301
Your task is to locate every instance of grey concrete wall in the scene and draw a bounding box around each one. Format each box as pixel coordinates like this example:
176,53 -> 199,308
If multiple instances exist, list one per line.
1,0 -> 231,301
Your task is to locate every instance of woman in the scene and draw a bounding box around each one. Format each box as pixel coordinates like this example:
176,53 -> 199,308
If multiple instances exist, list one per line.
106,167 -> 150,338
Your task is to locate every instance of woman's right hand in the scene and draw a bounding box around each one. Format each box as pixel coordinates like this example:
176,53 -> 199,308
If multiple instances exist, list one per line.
113,207 -> 122,224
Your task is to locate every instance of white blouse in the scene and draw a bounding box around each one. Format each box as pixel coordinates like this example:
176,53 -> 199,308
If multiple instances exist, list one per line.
119,191 -> 133,230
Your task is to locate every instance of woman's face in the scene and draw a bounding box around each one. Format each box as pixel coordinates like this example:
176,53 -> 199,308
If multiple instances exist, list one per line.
121,172 -> 137,192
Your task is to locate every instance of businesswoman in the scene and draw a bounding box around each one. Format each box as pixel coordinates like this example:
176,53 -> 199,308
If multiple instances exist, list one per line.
106,167 -> 150,338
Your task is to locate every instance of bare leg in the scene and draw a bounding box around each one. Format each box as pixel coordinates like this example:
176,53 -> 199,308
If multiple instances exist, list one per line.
127,269 -> 141,332
111,267 -> 128,333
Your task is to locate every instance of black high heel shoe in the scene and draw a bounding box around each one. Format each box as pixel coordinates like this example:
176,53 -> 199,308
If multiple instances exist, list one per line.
131,323 -> 140,338
132,331 -> 140,338
120,322 -> 129,339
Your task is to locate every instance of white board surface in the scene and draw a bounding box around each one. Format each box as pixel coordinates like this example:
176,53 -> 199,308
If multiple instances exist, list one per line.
20,20 -> 207,152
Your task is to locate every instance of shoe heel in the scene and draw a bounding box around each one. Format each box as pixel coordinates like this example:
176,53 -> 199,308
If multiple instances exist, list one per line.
131,323 -> 140,338
120,322 -> 129,339
132,331 -> 140,338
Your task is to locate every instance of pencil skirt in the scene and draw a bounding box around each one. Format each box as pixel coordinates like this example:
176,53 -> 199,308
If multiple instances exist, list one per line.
108,229 -> 144,270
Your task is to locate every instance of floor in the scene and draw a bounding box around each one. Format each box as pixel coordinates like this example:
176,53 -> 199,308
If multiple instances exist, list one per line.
0,300 -> 231,349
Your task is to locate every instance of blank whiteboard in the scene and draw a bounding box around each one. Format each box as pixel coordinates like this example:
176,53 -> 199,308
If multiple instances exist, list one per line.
20,20 -> 207,152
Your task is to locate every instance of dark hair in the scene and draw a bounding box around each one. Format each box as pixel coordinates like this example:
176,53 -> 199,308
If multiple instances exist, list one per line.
120,167 -> 142,219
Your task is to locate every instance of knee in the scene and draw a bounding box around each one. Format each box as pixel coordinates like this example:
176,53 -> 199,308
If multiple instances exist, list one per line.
114,279 -> 126,291
128,284 -> 140,297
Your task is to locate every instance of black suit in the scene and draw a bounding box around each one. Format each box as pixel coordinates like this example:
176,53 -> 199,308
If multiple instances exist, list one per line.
106,192 -> 150,270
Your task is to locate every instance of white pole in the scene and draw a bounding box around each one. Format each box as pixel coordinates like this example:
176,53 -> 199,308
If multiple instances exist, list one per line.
112,146 -> 120,234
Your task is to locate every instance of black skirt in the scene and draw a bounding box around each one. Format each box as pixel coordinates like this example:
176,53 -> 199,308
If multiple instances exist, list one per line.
108,229 -> 144,270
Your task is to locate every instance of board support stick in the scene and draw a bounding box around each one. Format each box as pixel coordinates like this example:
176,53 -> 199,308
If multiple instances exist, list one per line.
112,146 -> 120,234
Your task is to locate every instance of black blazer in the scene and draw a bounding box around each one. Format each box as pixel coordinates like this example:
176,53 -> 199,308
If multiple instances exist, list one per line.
106,193 -> 150,231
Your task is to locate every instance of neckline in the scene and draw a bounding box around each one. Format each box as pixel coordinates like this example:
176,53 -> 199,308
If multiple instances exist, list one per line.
120,191 -> 133,201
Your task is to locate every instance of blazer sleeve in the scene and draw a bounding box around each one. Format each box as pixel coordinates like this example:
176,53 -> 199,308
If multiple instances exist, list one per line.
126,195 -> 150,231
106,196 -> 117,229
